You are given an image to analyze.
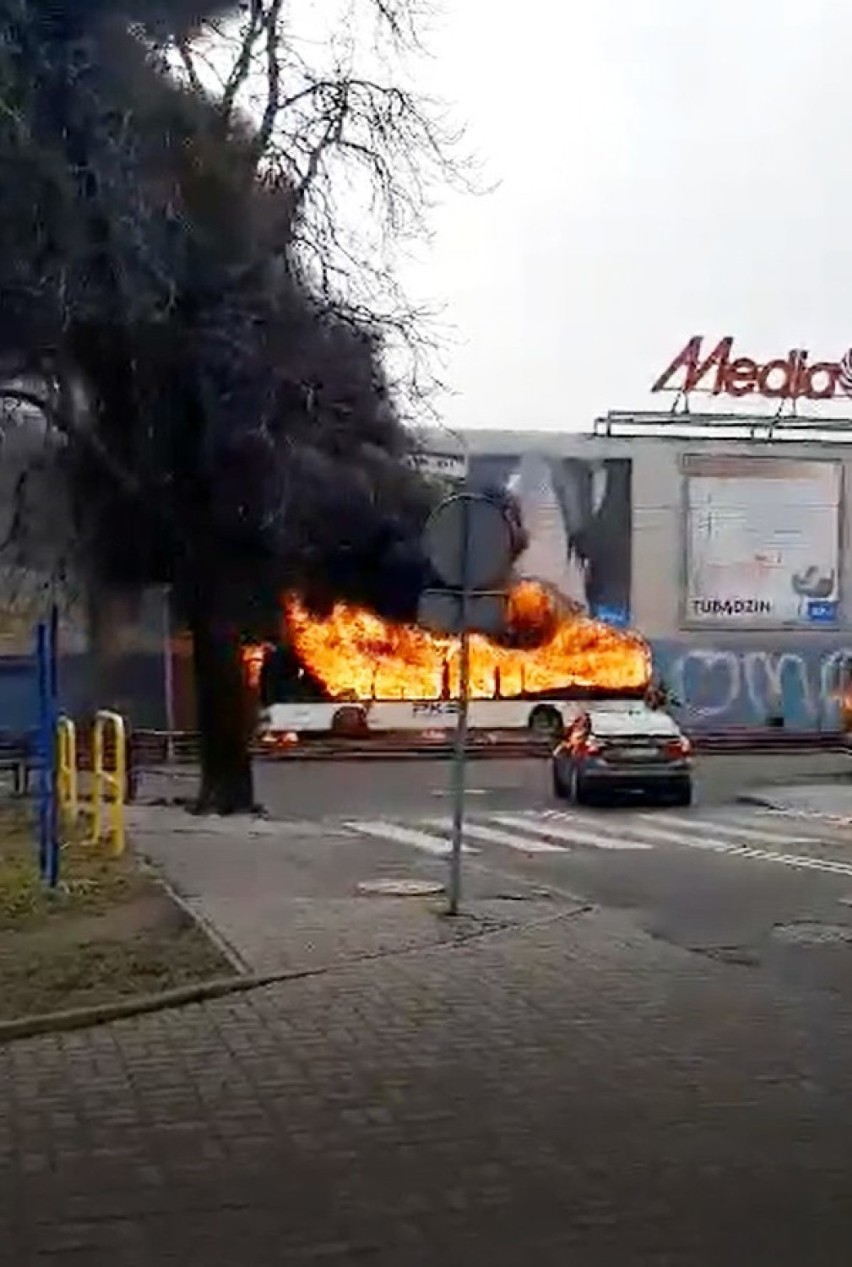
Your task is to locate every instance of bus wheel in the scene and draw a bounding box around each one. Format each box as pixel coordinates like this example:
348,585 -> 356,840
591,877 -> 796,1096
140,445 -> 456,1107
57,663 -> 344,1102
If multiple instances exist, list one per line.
529,705 -> 564,741
331,705 -> 369,738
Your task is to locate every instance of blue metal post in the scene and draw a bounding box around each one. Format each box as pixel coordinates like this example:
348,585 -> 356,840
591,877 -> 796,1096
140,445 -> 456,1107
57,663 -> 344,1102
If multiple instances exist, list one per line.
49,602 -> 59,701
47,605 -> 60,886
35,619 -> 59,886
35,622 -> 50,878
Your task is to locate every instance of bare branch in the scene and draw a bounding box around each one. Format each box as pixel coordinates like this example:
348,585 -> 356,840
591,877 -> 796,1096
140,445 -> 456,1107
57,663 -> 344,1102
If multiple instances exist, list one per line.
169,0 -> 473,418
220,0 -> 266,118
255,0 -> 286,156
176,40 -> 204,95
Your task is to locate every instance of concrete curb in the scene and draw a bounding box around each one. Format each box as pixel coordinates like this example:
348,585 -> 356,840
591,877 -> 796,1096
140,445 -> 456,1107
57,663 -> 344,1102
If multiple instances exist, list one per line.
738,792 -> 852,829
154,876 -> 250,974
737,793 -> 778,809
738,794 -> 852,826
738,787 -> 852,811
0,899 -> 593,1046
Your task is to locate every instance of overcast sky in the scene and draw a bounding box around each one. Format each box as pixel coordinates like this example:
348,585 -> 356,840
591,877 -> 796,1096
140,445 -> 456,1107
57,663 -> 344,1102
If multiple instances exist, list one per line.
400,0 -> 852,431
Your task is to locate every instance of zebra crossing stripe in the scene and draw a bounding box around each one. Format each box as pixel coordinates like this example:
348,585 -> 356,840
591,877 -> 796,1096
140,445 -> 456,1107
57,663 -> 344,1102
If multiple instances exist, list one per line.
768,807 -> 852,828
490,813 -> 652,851
619,824 -> 852,877
617,819 -> 767,851
423,818 -> 566,854
542,814 -> 852,875
737,850 -> 852,877
645,814 -> 823,846
344,821 -> 476,857
344,813 -> 852,878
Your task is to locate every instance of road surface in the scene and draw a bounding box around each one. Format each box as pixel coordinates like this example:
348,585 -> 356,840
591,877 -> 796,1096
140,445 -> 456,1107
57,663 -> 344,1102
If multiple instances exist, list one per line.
140,751 -> 852,988
146,749 -> 852,818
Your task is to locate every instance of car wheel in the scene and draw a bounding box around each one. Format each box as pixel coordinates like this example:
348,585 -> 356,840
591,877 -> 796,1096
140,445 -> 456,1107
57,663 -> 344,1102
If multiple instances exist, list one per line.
529,705 -> 564,741
331,705 -> 369,738
571,766 -> 588,806
670,779 -> 693,808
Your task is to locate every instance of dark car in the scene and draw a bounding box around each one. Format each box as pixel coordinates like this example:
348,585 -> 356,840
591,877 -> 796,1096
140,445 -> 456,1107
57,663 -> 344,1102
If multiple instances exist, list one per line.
552,703 -> 693,807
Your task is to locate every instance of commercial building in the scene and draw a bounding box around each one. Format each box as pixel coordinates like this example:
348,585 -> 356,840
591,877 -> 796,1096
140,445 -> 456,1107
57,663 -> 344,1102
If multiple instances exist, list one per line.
417,414 -> 852,730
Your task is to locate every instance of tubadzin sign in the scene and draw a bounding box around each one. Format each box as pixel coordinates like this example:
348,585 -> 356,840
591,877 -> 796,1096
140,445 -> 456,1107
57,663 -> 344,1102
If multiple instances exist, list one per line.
652,336 -> 852,401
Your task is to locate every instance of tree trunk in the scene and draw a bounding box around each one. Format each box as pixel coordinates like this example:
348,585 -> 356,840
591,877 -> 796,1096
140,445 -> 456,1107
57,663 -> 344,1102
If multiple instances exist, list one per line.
189,592 -> 256,815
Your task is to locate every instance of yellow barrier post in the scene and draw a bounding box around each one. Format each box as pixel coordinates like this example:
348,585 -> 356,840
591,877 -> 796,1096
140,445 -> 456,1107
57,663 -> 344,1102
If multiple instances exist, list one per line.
91,710 -> 127,856
55,717 -> 78,828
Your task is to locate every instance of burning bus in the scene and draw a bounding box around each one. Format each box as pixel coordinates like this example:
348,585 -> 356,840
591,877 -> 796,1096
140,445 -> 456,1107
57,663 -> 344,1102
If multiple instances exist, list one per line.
255,579 -> 651,741
252,439 -> 651,741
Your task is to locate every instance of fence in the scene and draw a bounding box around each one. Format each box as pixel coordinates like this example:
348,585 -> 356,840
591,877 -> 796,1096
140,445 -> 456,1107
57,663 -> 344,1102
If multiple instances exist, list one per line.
56,716 -> 77,826
30,709 -> 129,881
90,711 -> 127,856
0,609 -> 130,885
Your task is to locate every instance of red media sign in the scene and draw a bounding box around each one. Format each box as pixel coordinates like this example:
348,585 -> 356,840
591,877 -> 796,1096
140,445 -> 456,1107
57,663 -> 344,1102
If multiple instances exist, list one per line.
652,336 -> 852,401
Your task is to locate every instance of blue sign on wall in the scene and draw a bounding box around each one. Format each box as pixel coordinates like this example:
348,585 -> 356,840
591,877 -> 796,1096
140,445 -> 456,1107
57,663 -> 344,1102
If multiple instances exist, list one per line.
593,605 -> 630,628
806,600 -> 838,625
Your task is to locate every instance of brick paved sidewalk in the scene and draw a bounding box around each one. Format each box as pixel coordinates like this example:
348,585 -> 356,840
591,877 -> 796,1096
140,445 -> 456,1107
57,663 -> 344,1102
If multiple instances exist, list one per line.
3,898 -> 852,1266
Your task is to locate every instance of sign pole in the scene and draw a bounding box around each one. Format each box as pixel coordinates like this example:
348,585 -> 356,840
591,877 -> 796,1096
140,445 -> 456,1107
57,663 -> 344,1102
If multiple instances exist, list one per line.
419,489 -> 514,916
448,497 -> 471,916
162,586 -> 176,763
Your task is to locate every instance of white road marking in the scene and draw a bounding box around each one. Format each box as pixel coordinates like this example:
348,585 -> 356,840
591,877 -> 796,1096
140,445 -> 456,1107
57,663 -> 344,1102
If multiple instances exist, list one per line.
423,818 -> 566,854
645,813 -> 823,846
343,810 -> 852,878
736,850 -> 852,877
492,812 -> 652,851
767,806 -> 852,828
628,827 -> 852,877
344,821 -> 476,857
615,818 -> 799,854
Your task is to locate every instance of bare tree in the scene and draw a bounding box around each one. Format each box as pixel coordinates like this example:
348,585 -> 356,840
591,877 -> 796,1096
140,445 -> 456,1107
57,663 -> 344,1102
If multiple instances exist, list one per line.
166,0 -> 472,414
0,379 -> 80,653
0,0 -> 472,814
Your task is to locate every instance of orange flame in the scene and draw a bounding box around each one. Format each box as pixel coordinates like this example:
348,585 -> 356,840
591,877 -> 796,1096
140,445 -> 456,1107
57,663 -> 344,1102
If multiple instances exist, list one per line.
242,643 -> 269,689
283,580 -> 650,701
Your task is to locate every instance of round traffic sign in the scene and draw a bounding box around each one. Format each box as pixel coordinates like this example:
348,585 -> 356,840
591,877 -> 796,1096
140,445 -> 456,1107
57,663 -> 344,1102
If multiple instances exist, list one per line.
423,494 -> 514,590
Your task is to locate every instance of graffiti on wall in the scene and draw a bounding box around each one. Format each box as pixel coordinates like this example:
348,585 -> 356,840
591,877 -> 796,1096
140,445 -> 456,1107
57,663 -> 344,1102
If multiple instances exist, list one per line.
653,641 -> 852,730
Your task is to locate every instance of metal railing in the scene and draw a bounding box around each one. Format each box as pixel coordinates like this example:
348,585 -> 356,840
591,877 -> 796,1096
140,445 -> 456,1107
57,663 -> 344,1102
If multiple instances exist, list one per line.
121,725 -> 852,767
91,710 -> 127,856
55,716 -> 78,828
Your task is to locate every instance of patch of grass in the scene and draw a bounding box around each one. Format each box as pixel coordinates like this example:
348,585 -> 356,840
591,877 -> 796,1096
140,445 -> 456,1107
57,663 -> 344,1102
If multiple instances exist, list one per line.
0,924 -> 229,1020
0,813 -> 139,927
0,806 -> 230,1026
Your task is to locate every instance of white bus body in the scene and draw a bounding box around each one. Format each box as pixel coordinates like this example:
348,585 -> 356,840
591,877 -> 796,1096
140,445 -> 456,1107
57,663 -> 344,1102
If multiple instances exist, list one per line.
257,697 -> 638,741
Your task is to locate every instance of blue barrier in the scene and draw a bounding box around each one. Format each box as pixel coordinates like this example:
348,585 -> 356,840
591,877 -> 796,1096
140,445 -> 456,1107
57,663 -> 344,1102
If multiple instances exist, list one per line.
35,611 -> 59,887
0,611 -> 62,888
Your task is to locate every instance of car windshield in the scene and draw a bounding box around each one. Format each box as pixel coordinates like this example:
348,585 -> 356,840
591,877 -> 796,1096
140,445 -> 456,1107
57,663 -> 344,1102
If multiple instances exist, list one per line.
588,709 -> 680,738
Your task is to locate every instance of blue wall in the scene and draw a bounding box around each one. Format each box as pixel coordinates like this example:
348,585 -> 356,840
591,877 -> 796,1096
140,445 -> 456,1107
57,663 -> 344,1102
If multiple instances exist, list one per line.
652,637 -> 852,731
0,652 -> 170,735
0,657 -> 45,733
